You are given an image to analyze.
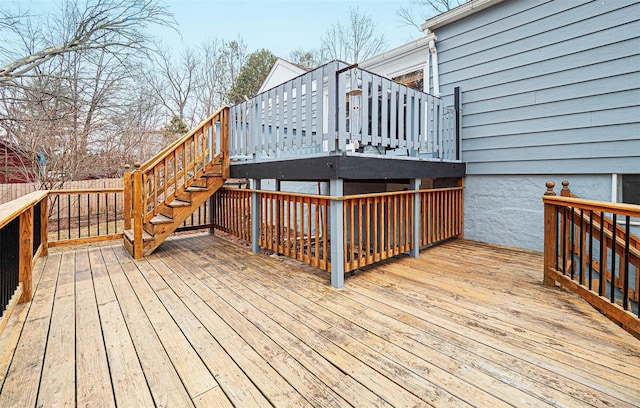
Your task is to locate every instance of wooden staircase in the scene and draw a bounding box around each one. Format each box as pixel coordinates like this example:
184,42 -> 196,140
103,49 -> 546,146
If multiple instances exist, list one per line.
123,107 -> 229,258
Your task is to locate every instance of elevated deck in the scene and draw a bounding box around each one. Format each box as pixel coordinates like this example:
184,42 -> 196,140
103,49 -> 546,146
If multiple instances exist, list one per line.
228,61 -> 464,181
1,235 -> 638,407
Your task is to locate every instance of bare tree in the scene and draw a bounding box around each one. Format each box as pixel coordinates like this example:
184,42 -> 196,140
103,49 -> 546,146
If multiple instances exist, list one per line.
1,0 -> 172,83
146,46 -> 199,127
194,37 -> 246,119
397,0 -> 468,32
320,7 -> 386,63
289,48 -> 320,68
0,0 -> 173,187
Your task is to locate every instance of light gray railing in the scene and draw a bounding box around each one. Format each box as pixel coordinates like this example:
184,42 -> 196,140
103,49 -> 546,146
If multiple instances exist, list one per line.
229,61 -> 457,162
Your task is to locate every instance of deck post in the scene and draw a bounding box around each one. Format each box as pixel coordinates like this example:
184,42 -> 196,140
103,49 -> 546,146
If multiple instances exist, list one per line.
275,179 -> 281,253
330,179 -> 344,288
543,181 -> 557,287
411,178 -> 420,258
251,179 -> 261,254
132,163 -> 144,259
123,165 -> 132,230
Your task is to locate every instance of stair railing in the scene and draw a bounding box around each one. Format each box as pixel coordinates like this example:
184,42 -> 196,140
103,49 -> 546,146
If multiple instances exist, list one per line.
125,107 -> 229,257
543,181 -> 640,338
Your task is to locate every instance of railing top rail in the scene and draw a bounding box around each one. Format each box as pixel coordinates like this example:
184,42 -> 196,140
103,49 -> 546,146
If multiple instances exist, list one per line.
0,190 -> 48,230
224,186 -> 463,201
342,186 -> 463,201
140,106 -> 228,172
543,195 -> 640,218
50,188 -> 124,194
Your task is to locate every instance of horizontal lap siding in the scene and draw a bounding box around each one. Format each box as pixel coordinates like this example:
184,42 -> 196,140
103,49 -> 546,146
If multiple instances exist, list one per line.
434,0 -> 640,175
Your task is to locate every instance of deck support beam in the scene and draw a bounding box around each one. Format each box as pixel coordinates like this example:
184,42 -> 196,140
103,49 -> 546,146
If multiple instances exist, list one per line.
330,179 -> 344,288
251,179 -> 261,254
411,178 -> 421,258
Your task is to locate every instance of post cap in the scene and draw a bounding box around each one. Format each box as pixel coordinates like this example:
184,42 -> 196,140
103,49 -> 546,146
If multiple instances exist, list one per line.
544,181 -> 556,196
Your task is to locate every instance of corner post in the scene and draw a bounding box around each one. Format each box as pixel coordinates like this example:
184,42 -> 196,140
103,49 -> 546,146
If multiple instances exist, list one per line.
560,180 -> 571,197
543,181 -> 557,287
123,164 -> 132,230
132,163 -> 144,259
18,206 -> 34,303
330,179 -> 344,288
410,178 -> 420,258
251,179 -> 261,254
222,107 -> 230,178
454,86 -> 461,161
457,178 -> 465,239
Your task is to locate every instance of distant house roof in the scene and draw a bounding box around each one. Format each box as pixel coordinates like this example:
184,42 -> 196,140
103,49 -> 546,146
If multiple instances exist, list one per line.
0,140 -> 36,183
258,58 -> 310,94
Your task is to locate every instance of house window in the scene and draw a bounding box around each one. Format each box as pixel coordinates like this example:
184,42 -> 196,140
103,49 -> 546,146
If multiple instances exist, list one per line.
621,174 -> 640,205
614,174 -> 640,225
392,69 -> 424,92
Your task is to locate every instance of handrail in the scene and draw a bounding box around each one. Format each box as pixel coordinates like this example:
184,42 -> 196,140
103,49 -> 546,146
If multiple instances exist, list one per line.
542,181 -> 640,339
544,195 -> 640,218
0,191 -> 48,230
559,181 -> 640,251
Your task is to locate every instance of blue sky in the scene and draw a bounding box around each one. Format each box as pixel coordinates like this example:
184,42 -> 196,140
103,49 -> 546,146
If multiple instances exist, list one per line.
157,0 -> 423,57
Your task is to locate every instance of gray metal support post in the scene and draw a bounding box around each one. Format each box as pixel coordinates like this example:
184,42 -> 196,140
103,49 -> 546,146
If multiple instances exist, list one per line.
411,178 -> 421,258
329,179 -> 344,288
251,179 -> 261,254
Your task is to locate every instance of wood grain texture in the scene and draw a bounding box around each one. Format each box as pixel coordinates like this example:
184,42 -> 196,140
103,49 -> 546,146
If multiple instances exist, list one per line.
0,236 -> 638,407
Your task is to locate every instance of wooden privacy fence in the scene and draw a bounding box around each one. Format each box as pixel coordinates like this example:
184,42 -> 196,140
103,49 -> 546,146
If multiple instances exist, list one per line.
212,186 -> 464,275
0,178 -> 123,205
543,181 -> 640,338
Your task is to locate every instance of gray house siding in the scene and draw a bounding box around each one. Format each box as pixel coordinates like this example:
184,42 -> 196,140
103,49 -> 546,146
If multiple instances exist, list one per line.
433,0 -> 640,175
430,0 -> 639,251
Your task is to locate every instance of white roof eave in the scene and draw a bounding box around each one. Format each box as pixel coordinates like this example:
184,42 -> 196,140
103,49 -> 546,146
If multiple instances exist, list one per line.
420,0 -> 508,31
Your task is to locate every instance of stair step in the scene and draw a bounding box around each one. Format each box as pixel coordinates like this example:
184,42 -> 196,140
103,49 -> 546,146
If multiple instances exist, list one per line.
186,186 -> 208,193
203,171 -> 222,177
168,199 -> 191,207
150,214 -> 173,224
123,229 -> 154,242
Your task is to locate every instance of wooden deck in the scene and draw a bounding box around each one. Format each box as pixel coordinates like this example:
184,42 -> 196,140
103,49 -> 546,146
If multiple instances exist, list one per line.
0,235 -> 638,407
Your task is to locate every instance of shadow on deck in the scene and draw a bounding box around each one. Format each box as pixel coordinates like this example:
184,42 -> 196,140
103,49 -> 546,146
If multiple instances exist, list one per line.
0,235 -> 638,407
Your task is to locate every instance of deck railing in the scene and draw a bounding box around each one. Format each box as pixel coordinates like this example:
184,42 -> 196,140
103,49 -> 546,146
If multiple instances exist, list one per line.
229,61 -> 457,161
0,191 -> 48,328
48,188 -> 125,246
543,181 -> 640,338
212,186 -> 464,275
260,192 -> 331,271
211,188 -> 252,241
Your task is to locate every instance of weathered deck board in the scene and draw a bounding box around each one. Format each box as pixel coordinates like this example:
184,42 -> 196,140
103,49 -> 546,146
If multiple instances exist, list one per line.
0,234 -> 638,407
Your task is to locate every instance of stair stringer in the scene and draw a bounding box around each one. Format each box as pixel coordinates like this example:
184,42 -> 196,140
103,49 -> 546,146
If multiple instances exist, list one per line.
125,175 -> 224,257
